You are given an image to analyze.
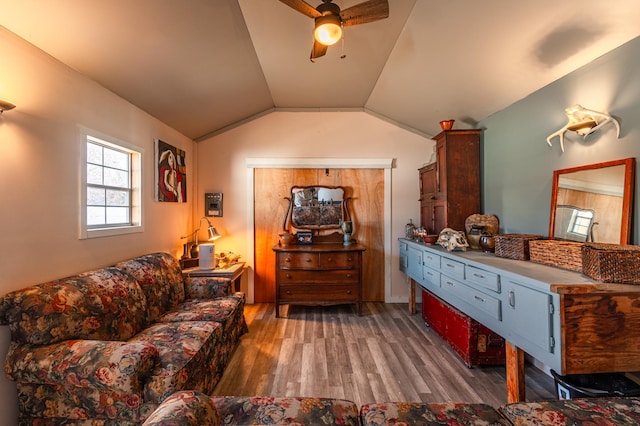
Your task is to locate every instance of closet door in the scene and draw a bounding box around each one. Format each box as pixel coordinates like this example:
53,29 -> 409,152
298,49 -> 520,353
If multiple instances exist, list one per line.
253,168 -> 384,303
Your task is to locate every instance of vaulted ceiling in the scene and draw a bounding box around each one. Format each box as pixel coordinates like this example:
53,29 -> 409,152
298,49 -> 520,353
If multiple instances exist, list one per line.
2,0 -> 640,140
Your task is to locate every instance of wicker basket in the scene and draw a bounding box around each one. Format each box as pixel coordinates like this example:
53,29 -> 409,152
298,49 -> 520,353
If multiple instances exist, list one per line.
582,243 -> 640,284
494,234 -> 544,260
529,240 -> 583,272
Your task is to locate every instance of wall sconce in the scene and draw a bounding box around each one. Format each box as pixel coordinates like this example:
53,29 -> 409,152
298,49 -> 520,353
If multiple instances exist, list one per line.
0,99 -> 16,114
546,104 -> 621,153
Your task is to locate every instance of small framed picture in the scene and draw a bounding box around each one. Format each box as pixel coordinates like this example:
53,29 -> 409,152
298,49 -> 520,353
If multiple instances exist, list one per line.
296,231 -> 313,245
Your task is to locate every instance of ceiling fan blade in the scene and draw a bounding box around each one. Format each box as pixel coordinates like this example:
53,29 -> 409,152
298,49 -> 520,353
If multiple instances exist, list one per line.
340,0 -> 389,27
310,40 -> 328,62
279,0 -> 321,18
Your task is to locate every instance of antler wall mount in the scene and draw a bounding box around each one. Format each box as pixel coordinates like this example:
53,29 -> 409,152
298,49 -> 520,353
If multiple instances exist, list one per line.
279,0 -> 389,62
546,104 -> 621,153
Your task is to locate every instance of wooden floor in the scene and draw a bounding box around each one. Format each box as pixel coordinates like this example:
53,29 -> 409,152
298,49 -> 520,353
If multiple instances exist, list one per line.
213,302 -> 556,408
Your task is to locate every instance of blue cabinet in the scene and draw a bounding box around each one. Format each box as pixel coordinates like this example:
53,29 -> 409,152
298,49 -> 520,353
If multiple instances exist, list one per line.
399,238 -> 570,373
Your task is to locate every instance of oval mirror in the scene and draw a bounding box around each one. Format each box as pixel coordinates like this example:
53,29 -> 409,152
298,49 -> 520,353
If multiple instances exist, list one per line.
549,158 -> 635,243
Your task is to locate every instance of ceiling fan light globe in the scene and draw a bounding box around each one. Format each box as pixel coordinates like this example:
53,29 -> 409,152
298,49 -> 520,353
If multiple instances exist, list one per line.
314,16 -> 342,46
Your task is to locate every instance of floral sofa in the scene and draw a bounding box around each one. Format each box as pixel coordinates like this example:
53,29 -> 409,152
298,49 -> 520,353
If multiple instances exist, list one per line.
143,391 -> 640,425
0,252 -> 248,425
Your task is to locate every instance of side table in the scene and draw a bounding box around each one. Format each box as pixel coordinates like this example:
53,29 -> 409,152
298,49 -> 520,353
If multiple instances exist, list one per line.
182,262 -> 246,292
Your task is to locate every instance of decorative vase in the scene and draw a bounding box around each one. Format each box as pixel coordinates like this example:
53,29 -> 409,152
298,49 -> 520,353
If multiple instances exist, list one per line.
341,221 -> 353,246
190,243 -> 199,258
467,225 -> 485,250
479,235 -> 496,253
405,219 -> 416,239
440,119 -> 455,131
279,232 -> 294,246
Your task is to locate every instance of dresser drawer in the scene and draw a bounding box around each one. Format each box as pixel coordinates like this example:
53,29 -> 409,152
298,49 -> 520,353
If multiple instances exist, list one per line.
277,252 -> 319,268
319,252 -> 360,268
278,269 -> 359,284
279,284 -> 358,302
441,257 -> 465,281
465,265 -> 500,293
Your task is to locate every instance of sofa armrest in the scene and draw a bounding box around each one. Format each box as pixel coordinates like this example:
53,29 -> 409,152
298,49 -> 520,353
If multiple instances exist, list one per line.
184,277 -> 232,299
4,339 -> 159,394
143,390 -> 220,425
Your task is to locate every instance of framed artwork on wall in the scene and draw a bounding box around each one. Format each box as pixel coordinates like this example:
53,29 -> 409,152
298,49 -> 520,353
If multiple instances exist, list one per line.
155,139 -> 187,202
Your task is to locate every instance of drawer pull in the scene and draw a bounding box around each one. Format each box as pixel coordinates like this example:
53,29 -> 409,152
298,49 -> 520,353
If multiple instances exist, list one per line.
346,274 -> 353,278
473,273 -> 485,279
327,257 -> 333,262
445,263 -> 455,269
474,295 -> 485,302
285,257 -> 291,263
509,290 -> 515,307
285,273 -> 292,279
347,256 -> 353,261
346,290 -> 352,294
446,280 -> 454,286
286,290 -> 292,295
305,258 -> 312,263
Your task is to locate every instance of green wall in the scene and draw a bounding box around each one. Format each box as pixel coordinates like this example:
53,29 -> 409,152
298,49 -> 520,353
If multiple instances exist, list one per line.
480,36 -> 640,244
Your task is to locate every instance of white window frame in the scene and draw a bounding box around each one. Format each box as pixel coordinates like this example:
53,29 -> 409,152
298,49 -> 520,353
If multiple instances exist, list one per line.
79,126 -> 144,239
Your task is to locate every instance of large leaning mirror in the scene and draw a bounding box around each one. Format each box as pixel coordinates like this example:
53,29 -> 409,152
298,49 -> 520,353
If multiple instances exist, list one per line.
549,158 -> 635,244
283,185 -> 350,231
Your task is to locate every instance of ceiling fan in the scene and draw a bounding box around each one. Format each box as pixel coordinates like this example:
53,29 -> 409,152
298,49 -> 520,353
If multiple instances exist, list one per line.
279,0 -> 389,62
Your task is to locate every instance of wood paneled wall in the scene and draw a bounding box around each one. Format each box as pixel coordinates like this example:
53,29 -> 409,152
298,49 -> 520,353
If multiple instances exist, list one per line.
253,168 -> 384,303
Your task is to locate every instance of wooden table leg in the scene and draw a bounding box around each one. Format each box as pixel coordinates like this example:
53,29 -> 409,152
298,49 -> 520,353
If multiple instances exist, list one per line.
506,341 -> 525,403
409,278 -> 416,314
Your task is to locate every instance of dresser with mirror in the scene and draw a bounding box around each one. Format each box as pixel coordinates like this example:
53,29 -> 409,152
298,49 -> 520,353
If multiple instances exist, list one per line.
273,185 -> 366,318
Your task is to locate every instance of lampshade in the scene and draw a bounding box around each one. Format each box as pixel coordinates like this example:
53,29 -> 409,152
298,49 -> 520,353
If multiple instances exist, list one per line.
314,15 -> 342,46
0,99 -> 16,113
567,119 -> 597,136
207,224 -> 221,241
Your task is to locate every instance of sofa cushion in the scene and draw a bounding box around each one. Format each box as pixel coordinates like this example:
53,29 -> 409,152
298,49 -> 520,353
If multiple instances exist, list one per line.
211,396 -> 360,426
360,402 -> 510,425
130,321 -> 224,402
116,252 -> 186,323
158,293 -> 247,335
0,267 -> 147,344
143,390 -> 220,426
499,397 -> 640,425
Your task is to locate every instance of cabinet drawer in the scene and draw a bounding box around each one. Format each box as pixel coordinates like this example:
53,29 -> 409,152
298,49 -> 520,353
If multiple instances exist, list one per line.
422,250 -> 440,269
465,287 -> 502,321
319,252 -> 360,268
422,266 -> 440,288
278,269 -> 359,284
278,252 -> 318,268
441,275 -> 502,321
441,258 -> 465,280
465,265 -> 500,293
279,284 -> 358,301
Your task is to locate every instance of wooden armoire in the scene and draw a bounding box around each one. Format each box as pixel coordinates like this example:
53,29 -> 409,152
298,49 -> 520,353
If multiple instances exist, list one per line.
419,129 -> 481,234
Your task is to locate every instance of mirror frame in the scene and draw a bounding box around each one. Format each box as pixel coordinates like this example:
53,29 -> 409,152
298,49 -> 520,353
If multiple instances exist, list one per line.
549,158 -> 635,244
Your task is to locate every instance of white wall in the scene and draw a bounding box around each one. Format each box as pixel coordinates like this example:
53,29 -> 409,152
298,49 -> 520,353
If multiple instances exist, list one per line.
196,111 -> 433,303
0,27 -> 194,424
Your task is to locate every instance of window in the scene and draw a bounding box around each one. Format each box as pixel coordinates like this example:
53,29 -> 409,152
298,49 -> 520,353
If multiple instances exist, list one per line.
80,128 -> 143,238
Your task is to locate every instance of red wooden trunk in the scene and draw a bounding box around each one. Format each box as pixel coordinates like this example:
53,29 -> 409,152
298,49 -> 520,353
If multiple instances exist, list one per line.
422,289 -> 505,367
